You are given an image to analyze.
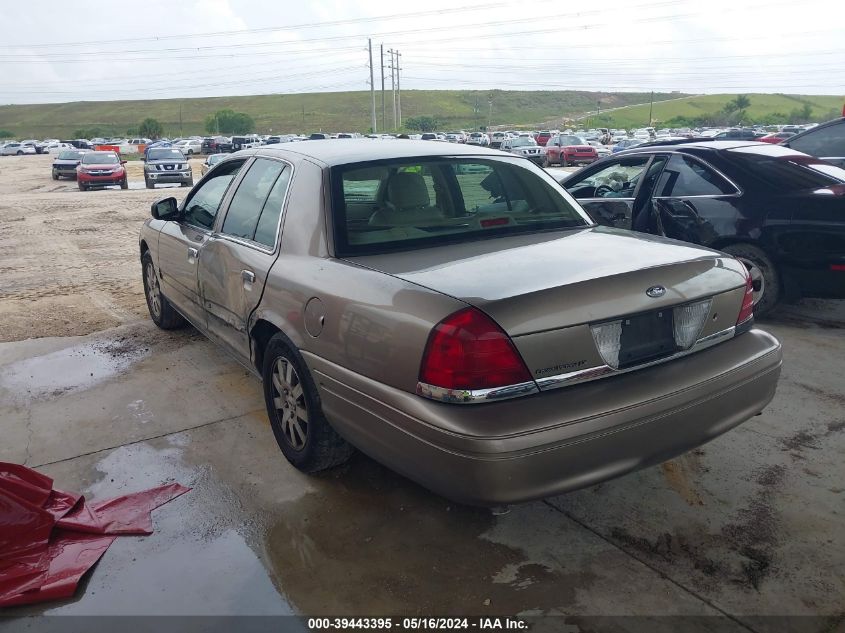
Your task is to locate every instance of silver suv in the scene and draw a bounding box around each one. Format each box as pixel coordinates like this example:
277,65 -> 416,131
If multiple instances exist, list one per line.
144,147 -> 193,189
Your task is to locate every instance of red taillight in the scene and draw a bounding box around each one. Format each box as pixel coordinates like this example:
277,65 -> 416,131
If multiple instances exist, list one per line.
419,307 -> 532,391
737,269 -> 755,325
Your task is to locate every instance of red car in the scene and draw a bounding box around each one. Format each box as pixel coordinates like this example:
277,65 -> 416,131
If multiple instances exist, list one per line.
534,130 -> 554,146
544,134 -> 599,166
77,151 -> 128,190
758,132 -> 795,144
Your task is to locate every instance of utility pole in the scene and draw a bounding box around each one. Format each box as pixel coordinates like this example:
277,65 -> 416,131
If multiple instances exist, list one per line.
395,50 -> 402,129
474,95 -> 479,129
179,104 -> 183,137
368,39 -> 377,134
380,44 -> 385,131
488,95 -> 493,130
648,91 -> 654,127
388,48 -> 396,130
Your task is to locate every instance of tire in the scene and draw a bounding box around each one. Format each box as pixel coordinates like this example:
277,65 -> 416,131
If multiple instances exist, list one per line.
78,182 -> 87,191
141,252 -> 185,329
52,171 -> 58,180
16,151 -> 22,155
181,179 -> 192,188
262,334 -> 354,473
120,177 -> 128,190
721,243 -> 781,317
187,149 -> 193,156
561,157 -> 568,167
542,157 -> 550,168
145,178 -> 153,189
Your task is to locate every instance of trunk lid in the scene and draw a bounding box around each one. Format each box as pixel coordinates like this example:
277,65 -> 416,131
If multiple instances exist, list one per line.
347,226 -> 747,337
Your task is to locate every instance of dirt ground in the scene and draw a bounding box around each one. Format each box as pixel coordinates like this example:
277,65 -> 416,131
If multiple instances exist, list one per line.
1,152 -> 844,627
0,154 -> 199,342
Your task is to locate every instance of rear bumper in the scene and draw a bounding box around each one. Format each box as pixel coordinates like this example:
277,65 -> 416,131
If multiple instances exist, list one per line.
308,328 -> 782,505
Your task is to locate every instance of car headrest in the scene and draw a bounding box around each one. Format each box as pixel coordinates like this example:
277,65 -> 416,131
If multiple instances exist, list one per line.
387,171 -> 430,210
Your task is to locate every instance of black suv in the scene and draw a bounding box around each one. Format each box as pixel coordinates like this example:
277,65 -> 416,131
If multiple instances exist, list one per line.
780,117 -> 845,168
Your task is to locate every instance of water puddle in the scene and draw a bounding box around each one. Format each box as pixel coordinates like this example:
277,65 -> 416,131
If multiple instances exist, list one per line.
0,339 -> 148,402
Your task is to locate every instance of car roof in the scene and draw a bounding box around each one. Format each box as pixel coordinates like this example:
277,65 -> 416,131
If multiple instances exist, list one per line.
250,139 -> 505,166
615,140 -> 765,155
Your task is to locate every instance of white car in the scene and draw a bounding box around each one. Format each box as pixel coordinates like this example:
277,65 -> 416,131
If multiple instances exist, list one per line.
174,139 -> 202,155
466,132 -> 489,146
41,142 -> 74,154
1,142 -> 36,156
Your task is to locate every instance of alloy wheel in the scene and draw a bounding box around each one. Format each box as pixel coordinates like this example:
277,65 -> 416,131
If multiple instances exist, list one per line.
145,261 -> 162,318
271,357 -> 309,451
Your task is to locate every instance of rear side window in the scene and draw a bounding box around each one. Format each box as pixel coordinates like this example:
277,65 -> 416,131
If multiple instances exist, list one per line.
787,122 -> 845,157
727,146 -> 845,191
253,167 -> 292,247
656,155 -> 738,197
221,158 -> 286,241
331,157 -> 589,256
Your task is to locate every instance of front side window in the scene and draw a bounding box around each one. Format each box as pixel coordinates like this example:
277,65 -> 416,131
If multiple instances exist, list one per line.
567,157 -> 651,199
655,155 -> 738,197
221,158 -> 287,241
332,157 -> 590,256
183,160 -> 244,230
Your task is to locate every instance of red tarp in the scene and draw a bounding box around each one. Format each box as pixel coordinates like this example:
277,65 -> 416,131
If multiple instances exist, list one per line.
0,461 -> 189,607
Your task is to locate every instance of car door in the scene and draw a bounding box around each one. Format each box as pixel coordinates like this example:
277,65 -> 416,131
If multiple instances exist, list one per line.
563,155 -> 663,229
649,154 -> 742,245
545,135 -> 560,163
156,159 -> 246,327
198,156 -> 293,363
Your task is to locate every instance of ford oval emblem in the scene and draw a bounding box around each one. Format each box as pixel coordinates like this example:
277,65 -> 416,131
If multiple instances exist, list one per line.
646,285 -> 666,298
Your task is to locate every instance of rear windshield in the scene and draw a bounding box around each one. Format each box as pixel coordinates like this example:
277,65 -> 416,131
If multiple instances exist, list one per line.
149,148 -> 185,160
57,151 -> 84,160
81,152 -> 119,164
331,157 -> 590,256
726,145 -> 845,190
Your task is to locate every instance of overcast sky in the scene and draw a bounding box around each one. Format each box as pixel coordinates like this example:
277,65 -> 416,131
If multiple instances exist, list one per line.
1,0 -> 843,104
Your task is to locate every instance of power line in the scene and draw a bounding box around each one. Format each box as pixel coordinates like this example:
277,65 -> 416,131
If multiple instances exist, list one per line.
0,1 -> 510,48
0,0 -> 800,62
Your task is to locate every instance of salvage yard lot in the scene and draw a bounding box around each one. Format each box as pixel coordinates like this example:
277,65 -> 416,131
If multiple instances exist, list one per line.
0,154 -> 843,625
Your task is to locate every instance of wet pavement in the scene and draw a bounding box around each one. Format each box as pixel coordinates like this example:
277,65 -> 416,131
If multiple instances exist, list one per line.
1,302 -> 844,625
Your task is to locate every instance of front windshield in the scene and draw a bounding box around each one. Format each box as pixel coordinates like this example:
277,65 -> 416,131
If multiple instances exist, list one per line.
208,154 -> 225,164
148,148 -> 185,160
81,152 -> 119,164
58,151 -> 83,160
512,138 -> 537,147
332,157 -> 591,256
559,136 -> 585,145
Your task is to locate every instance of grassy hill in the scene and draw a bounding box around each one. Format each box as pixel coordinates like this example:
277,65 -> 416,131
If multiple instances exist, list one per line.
1,90 -> 841,138
584,93 -> 844,129
0,90 -> 684,138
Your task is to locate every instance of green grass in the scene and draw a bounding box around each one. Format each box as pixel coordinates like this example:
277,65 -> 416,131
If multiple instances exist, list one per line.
1,91 -> 841,138
0,90 -> 685,138
585,93 -> 844,129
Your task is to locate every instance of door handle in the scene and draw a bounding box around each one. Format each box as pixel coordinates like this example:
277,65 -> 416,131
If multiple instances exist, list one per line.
187,247 -> 199,261
241,270 -> 256,285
